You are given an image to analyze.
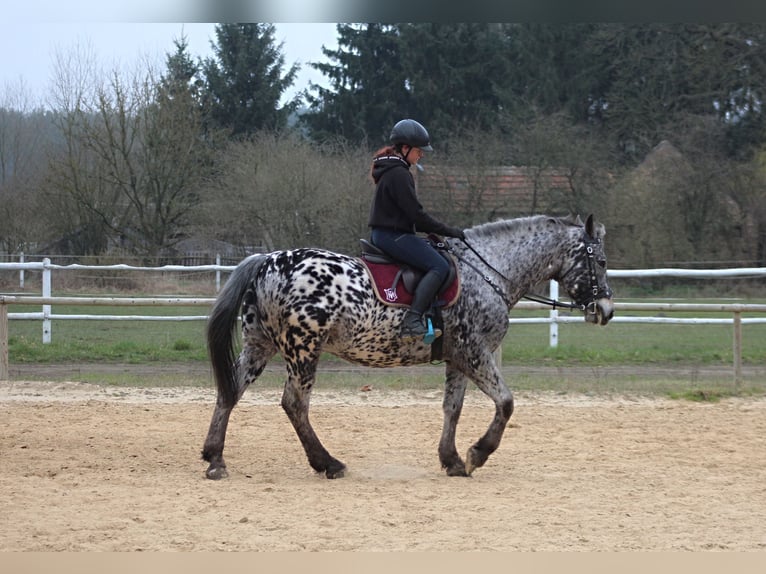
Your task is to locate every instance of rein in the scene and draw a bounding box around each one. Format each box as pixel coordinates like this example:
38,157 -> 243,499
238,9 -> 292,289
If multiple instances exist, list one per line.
447,238 -> 587,312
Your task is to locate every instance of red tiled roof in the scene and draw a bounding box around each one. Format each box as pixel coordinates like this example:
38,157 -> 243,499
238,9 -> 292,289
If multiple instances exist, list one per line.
416,165 -> 572,217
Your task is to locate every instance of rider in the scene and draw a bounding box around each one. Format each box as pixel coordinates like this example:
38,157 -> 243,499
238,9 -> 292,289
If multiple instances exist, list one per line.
368,119 -> 466,341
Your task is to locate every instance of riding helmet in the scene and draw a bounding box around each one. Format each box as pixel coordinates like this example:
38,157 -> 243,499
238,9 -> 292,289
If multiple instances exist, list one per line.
390,119 -> 433,151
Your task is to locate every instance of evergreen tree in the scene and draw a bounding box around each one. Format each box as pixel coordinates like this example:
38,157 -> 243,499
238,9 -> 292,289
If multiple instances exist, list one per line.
503,23 -> 601,122
302,23 -> 408,146
201,24 -> 299,138
585,23 -> 766,160
398,23 -> 514,142
161,34 -> 205,102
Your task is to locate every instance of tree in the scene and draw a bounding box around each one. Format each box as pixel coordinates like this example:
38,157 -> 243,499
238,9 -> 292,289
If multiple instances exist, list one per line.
194,132 -> 371,254
201,24 -> 299,138
398,23 -> 515,143
501,23 -> 601,123
303,23 -> 519,147
162,34 -> 204,100
585,24 -> 766,161
699,24 -> 766,159
45,42 -> 212,259
43,43 -> 116,255
0,82 -> 52,253
302,23 -> 408,145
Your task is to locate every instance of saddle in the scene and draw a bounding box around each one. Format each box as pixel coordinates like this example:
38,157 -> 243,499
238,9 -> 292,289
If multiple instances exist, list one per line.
358,235 -> 460,309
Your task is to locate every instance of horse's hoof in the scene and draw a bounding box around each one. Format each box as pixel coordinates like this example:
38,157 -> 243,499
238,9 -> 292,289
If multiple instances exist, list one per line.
446,465 -> 469,477
206,466 -> 229,480
325,462 -> 346,479
465,446 -> 487,476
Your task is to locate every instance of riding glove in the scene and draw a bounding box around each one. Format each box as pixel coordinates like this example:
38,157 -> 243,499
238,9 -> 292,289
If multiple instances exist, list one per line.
448,227 -> 466,240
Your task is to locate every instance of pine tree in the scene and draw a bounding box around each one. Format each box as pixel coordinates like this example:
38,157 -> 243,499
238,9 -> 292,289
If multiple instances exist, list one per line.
301,23 -> 409,145
201,23 -> 299,138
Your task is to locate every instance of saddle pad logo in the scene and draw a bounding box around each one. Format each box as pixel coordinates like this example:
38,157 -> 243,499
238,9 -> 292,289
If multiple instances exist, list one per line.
383,287 -> 398,302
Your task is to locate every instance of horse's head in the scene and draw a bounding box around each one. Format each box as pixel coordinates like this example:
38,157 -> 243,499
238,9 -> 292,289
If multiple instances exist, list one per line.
557,214 -> 614,325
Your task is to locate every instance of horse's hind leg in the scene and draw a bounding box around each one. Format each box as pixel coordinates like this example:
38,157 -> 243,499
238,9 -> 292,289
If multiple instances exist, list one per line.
460,350 -> 514,476
439,366 -> 469,477
281,355 -> 346,479
202,395 -> 235,480
202,339 -> 274,480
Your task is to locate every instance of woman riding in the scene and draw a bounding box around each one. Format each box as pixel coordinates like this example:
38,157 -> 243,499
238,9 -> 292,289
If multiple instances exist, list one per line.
368,119 -> 465,341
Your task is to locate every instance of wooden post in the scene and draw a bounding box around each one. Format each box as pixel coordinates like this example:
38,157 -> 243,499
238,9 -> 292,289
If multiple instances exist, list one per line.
0,302 -> 8,381
733,311 -> 742,389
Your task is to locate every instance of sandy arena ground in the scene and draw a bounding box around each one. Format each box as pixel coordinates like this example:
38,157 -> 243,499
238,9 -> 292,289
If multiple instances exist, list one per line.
1,379 -> 765,551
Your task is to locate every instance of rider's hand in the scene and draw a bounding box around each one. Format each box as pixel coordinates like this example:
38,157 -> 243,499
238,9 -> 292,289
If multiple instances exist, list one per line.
451,228 -> 466,240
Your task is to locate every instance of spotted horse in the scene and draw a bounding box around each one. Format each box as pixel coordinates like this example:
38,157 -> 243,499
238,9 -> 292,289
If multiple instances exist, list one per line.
202,214 -> 614,479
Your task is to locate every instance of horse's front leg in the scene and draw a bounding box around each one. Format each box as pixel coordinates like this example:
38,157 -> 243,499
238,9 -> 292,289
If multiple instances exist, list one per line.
439,365 -> 469,476
281,360 -> 346,479
461,351 -> 514,476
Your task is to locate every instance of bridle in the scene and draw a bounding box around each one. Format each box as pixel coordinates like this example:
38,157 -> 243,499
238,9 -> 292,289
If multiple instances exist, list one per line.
445,232 -> 611,312
556,233 -> 614,312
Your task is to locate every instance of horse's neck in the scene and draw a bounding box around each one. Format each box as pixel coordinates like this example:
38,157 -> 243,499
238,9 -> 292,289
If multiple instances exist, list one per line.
473,229 -> 567,303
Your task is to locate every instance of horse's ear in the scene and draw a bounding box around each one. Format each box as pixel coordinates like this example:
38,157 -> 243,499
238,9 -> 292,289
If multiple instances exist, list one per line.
585,214 -> 595,237
574,214 -> 584,226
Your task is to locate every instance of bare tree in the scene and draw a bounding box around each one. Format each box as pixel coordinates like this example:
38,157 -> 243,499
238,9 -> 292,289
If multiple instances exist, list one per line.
604,120 -> 759,268
45,45 -> 210,259
195,131 -> 370,254
0,80 -> 50,253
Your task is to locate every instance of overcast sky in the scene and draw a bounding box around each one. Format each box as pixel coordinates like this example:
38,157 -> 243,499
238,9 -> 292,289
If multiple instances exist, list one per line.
5,1 -> 763,109
0,20 -> 339,108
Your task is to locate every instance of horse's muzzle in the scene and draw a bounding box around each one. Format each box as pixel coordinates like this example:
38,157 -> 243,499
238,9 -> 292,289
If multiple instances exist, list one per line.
584,298 -> 614,326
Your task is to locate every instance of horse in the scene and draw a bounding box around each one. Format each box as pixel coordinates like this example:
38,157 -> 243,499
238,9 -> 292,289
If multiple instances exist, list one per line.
202,214 -> 614,480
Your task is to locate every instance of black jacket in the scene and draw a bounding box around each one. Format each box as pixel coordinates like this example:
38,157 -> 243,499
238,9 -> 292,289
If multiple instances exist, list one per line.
367,155 -> 461,238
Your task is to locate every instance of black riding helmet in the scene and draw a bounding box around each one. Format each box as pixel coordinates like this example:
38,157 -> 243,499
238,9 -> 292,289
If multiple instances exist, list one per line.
390,119 -> 433,151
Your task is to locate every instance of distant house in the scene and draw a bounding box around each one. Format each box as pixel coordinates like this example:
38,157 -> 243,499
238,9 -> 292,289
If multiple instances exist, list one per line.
415,165 -> 574,220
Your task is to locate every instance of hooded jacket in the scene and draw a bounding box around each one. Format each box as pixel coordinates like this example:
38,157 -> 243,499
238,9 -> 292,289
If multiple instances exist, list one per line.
367,155 -> 462,238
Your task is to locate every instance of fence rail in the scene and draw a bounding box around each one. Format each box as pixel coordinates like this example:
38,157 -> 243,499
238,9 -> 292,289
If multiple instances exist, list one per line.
2,260 -> 766,384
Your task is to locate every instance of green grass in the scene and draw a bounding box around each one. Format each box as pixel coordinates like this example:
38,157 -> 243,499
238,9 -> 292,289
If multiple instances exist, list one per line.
7,305 -> 209,363
503,321 -> 766,365
5,299 -> 766,398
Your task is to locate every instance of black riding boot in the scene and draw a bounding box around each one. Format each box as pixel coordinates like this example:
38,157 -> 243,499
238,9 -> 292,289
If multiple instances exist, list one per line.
400,270 -> 444,341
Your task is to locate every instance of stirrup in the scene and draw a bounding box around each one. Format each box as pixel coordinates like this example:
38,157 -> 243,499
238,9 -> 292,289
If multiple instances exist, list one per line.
423,317 -> 442,344
400,317 -> 442,343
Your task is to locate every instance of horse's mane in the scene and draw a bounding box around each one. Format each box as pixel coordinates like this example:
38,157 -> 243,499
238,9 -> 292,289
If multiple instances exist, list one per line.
469,215 -> 583,238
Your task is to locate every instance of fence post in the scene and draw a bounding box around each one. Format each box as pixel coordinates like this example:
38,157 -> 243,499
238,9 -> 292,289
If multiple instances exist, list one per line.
216,253 -> 221,292
549,280 -> 559,348
42,258 -> 51,344
733,311 -> 742,389
0,302 -> 8,381
19,252 -> 25,288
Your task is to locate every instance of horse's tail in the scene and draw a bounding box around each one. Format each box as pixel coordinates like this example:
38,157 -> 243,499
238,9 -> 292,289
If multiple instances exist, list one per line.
207,253 -> 270,408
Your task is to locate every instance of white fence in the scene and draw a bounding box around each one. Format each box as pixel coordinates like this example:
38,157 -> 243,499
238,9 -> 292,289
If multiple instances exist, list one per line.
1,259 -> 766,383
